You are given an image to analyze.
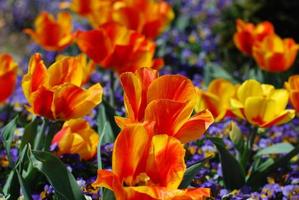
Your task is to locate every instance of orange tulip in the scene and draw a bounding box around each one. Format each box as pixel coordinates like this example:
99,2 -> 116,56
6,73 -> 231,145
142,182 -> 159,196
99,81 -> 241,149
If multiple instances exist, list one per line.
230,79 -> 295,128
72,0 -> 174,39
115,68 -> 214,143
93,124 -> 210,200
22,53 -> 103,120
52,119 -> 99,160
76,22 -> 162,74
24,12 -> 73,51
252,34 -> 298,72
285,75 -> 299,113
233,19 -> 274,55
196,79 -> 236,122
0,54 -> 17,103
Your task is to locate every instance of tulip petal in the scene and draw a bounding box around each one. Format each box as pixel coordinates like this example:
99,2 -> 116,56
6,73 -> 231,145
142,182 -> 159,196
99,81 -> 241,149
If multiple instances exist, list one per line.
93,170 -> 124,199
76,29 -> 112,64
22,53 -> 48,100
146,134 -> 185,189
261,109 -> 295,128
29,86 -> 54,119
244,96 -> 295,127
147,75 -> 197,106
144,99 -> 192,136
53,83 -> 103,120
237,79 -> 263,104
175,109 -> 214,143
290,91 -> 299,111
112,124 -> 150,185
48,56 -> 83,87
120,72 -> 142,120
0,69 -> 16,103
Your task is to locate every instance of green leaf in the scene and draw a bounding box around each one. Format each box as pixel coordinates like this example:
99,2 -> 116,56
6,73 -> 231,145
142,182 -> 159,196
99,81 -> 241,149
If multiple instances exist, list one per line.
2,170 -> 20,199
96,103 -> 116,144
16,170 -> 32,199
254,143 -> 294,158
29,150 -> 85,200
20,118 -> 39,151
228,121 -> 244,153
178,158 -> 210,189
208,137 -> 246,190
247,144 -> 299,189
0,116 -> 18,166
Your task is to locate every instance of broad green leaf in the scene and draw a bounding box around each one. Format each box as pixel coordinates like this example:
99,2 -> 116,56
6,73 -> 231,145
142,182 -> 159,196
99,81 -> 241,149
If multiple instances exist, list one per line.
29,150 -> 85,200
179,161 -> 206,189
0,116 -> 18,166
208,137 -> 246,190
254,143 -> 294,158
247,144 -> 299,189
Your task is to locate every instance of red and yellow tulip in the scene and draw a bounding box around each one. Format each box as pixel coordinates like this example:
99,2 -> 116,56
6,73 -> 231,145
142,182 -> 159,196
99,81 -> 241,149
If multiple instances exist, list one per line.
196,79 -> 236,122
233,19 -> 274,55
115,68 -> 214,143
76,23 -> 163,74
52,119 -> 99,160
22,53 -> 103,120
252,34 -> 298,72
71,0 -> 174,39
24,12 -> 73,51
93,124 -> 210,200
0,54 -> 17,103
230,79 -> 295,128
285,75 -> 299,113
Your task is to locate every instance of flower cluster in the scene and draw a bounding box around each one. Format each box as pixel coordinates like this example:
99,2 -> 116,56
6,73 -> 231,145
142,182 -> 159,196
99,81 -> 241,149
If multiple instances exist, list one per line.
0,0 -> 299,200
234,19 -> 298,72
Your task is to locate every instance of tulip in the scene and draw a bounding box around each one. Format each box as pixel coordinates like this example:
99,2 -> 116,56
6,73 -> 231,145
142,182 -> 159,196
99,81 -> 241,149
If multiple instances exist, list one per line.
233,19 -> 274,55
93,124 -> 210,200
52,119 -> 99,160
196,79 -> 236,122
0,54 -> 17,103
76,22 -> 162,74
285,75 -> 299,113
115,68 -> 214,143
72,0 -> 174,39
24,12 -> 73,51
230,79 -> 295,128
253,34 -> 298,72
22,53 -> 103,120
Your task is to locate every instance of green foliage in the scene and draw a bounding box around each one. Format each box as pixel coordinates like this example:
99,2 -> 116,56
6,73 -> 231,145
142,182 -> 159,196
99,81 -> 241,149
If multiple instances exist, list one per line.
208,137 -> 246,190
28,149 -> 85,200
0,116 -> 18,167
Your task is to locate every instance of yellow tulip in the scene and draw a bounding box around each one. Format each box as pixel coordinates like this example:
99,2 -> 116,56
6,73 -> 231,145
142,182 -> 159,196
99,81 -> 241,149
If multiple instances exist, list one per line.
230,79 -> 295,127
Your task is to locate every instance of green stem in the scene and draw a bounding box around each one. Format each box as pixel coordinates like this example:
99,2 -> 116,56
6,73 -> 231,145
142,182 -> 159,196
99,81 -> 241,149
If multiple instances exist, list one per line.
241,126 -> 258,170
109,71 -> 115,107
33,118 -> 47,150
